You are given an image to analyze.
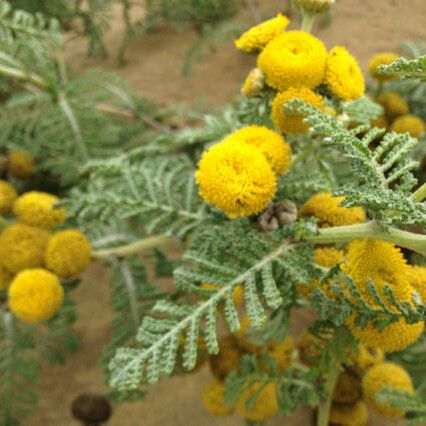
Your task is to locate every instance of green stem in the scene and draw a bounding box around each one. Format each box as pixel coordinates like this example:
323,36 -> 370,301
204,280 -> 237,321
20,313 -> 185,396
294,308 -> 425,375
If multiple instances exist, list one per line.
0,63 -> 48,90
305,221 -> 426,257
413,182 -> 426,202
301,10 -> 315,32
92,235 -> 173,259
317,364 -> 339,426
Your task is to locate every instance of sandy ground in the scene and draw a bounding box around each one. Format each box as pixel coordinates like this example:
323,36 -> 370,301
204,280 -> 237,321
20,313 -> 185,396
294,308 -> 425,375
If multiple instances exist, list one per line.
27,0 -> 426,425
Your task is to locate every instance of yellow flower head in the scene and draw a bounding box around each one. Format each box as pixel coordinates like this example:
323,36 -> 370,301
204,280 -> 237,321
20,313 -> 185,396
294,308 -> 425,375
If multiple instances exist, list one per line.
342,239 -> 415,308
258,31 -> 327,91
0,265 -> 13,290
8,268 -> 64,323
195,140 -> 277,218
377,92 -> 409,121
368,52 -> 400,81
202,380 -> 234,416
407,265 -> 426,303
13,191 -> 67,229
325,47 -> 365,101
350,344 -> 384,374
391,114 -> 426,138
330,401 -> 368,426
297,246 -> 346,297
272,87 -> 325,134
241,68 -> 265,97
370,115 -> 389,129
209,336 -> 242,381
222,125 -> 292,175
8,151 -> 35,180
44,230 -> 92,279
363,362 -> 413,418
235,14 -> 290,53
265,336 -> 294,373
0,224 -> 50,274
332,370 -> 362,404
347,314 -> 424,353
300,192 -> 366,228
236,382 -> 278,421
0,180 -> 17,215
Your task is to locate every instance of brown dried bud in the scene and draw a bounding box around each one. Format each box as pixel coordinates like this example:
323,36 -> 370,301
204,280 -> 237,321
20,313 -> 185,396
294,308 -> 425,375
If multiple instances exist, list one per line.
258,200 -> 298,232
71,393 -> 112,425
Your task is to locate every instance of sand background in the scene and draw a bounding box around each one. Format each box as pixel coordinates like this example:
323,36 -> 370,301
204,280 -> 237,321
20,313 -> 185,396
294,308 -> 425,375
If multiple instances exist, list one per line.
27,0 -> 426,425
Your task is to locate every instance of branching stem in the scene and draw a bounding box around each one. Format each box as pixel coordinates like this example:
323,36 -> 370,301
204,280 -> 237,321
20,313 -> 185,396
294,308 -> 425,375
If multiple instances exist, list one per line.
305,221 -> 426,256
92,235 -> 173,259
317,363 -> 339,426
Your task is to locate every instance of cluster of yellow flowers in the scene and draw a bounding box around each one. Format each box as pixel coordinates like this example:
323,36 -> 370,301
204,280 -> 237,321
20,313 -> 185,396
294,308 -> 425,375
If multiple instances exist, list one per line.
7,150 -> 35,180
0,183 -> 92,323
202,317 -> 293,421
196,125 -> 292,218
298,191 -> 425,353
368,52 -> 426,138
237,15 -> 364,135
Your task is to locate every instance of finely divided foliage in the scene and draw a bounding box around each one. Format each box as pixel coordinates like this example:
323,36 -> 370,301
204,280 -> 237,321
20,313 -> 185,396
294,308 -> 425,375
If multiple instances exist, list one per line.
379,55 -> 426,81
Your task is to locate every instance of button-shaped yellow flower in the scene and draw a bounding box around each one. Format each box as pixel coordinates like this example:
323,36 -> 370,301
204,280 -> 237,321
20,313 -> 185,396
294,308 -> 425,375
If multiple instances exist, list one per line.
13,191 -> 66,229
0,179 -> 17,215
368,52 -> 400,81
363,362 -> 413,418
265,336 -> 294,373
272,87 -> 326,134
377,92 -> 409,121
0,224 -> 50,274
258,31 -> 327,91
300,192 -> 366,228
329,401 -> 368,426
196,140 -> 277,218
222,125 -> 292,175
45,230 -> 92,279
332,371 -> 362,404
325,46 -> 365,101
202,380 -> 234,416
407,265 -> 426,303
8,268 -> 64,323
236,382 -> 278,421
235,14 -> 290,53
350,344 -> 384,374
391,114 -> 425,138
8,151 -> 35,179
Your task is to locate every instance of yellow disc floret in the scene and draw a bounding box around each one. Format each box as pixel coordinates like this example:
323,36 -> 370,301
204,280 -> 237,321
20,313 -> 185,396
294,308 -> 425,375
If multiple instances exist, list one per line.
266,336 -> 294,372
8,151 -> 35,179
241,68 -> 265,97
202,380 -> 234,416
222,125 -> 292,175
332,371 -> 362,404
407,265 -> 426,303
348,315 -> 424,353
0,179 -> 17,215
0,224 -> 50,274
235,14 -> 290,53
363,362 -> 414,418
325,47 -> 365,101
258,31 -> 327,91
391,114 -> 426,138
329,401 -> 368,426
236,382 -> 278,421
13,191 -> 66,229
195,140 -> 277,218
377,92 -> 409,121
44,230 -> 92,279
8,268 -> 64,323
350,344 -> 384,374
272,87 -> 325,134
300,192 -> 366,227
368,52 -> 400,81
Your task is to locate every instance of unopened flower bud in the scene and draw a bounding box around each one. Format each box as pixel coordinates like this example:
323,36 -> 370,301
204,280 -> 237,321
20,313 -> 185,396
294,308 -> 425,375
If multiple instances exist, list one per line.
294,0 -> 335,14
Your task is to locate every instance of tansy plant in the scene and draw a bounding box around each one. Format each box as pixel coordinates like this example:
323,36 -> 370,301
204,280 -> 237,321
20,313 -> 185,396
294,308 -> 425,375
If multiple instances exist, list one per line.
1,1 -> 426,425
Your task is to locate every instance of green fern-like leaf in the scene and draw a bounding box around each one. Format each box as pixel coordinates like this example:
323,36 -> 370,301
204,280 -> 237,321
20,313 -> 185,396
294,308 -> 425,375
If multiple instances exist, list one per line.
378,55 -> 426,81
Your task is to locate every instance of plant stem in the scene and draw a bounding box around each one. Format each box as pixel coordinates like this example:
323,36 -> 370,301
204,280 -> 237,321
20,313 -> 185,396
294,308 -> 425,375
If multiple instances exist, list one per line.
0,63 -> 48,90
305,221 -> 426,257
413,182 -> 426,202
317,364 -> 339,426
301,10 -> 315,32
92,235 -> 173,259
119,259 -> 139,330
